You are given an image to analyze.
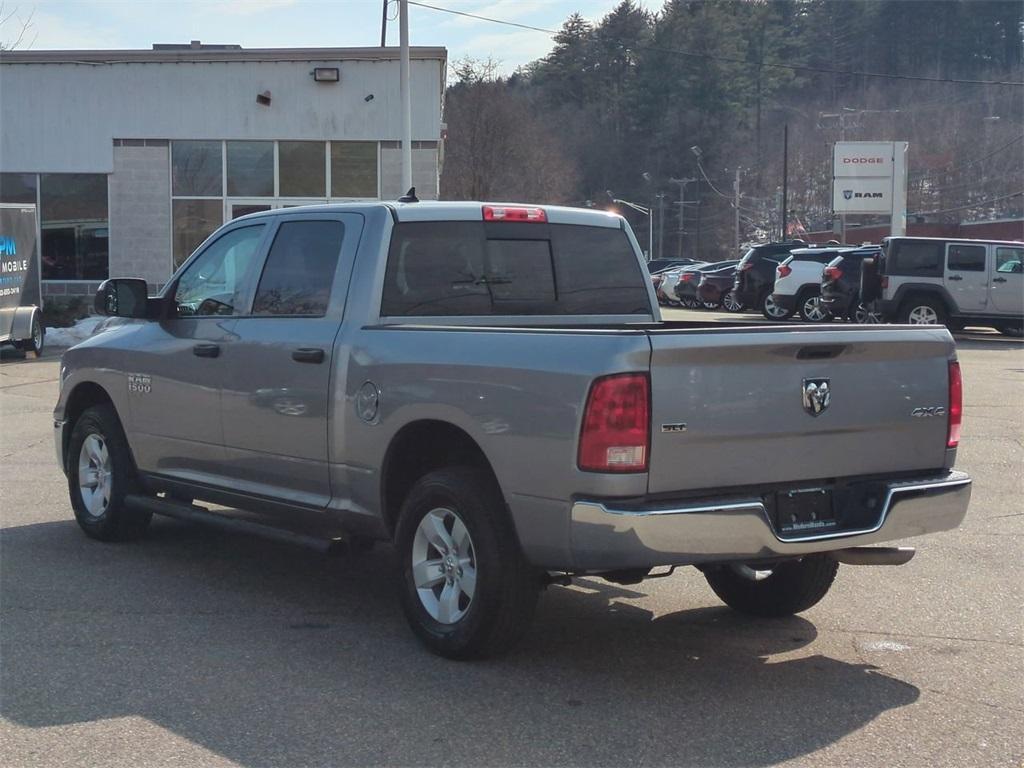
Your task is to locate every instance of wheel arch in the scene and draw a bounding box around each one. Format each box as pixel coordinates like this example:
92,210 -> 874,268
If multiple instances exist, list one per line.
380,419 -> 504,538
60,381 -> 121,472
893,283 -> 955,316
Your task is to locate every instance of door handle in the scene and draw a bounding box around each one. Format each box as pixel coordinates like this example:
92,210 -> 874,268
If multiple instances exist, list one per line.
292,347 -> 325,364
992,277 -> 1007,283
192,343 -> 220,358
947,275 -> 963,281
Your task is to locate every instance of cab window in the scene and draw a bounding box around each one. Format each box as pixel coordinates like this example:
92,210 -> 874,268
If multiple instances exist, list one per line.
174,225 -> 265,316
995,247 -> 1023,274
252,220 -> 345,316
947,244 -> 986,272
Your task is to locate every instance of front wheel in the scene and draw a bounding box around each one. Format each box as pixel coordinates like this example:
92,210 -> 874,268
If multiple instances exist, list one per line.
761,292 -> 793,320
395,467 -> 540,659
703,555 -> 838,617
67,404 -> 151,541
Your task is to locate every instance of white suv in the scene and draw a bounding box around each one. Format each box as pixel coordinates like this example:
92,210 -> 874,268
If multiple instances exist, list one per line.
868,237 -> 1024,336
770,247 -> 848,322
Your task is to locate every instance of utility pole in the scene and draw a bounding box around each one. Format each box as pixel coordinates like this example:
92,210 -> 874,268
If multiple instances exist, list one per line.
669,177 -> 697,258
399,0 -> 413,192
781,123 -> 789,241
733,168 -> 741,252
656,193 -> 666,260
380,0 -> 388,47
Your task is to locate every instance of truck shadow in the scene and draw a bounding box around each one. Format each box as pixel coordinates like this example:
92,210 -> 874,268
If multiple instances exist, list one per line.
1,517 -> 919,767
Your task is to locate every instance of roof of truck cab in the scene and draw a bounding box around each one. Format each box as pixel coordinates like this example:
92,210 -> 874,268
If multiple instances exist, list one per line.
231,201 -> 626,229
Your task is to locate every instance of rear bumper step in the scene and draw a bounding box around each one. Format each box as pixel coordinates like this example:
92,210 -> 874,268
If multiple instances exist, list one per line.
570,471 -> 970,570
828,546 -> 916,566
126,494 -> 346,554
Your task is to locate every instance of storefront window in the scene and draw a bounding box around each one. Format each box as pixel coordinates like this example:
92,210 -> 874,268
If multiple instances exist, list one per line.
279,141 -> 326,197
331,142 -> 378,198
172,199 -> 223,269
227,141 -> 274,197
172,141 -> 222,196
0,173 -> 37,203
39,174 -> 109,280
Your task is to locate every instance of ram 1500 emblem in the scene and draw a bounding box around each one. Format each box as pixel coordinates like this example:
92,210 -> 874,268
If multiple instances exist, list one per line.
801,378 -> 830,416
127,373 -> 151,394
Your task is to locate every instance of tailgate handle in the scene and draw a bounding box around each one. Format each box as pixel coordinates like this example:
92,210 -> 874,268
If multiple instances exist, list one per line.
796,345 -> 846,360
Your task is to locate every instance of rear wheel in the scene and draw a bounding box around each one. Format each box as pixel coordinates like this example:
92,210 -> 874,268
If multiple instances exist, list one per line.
898,296 -> 947,326
395,466 -> 540,659
761,292 -> 793,320
852,303 -> 882,324
702,298 -> 722,310
67,404 -> 151,541
722,290 -> 744,313
997,323 -> 1023,338
703,556 -> 838,617
797,290 -> 831,323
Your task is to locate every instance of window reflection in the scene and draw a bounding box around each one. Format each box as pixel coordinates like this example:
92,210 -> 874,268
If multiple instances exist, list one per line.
172,199 -> 223,269
40,174 -> 109,280
227,141 -> 274,197
171,141 -> 223,197
279,141 -> 326,197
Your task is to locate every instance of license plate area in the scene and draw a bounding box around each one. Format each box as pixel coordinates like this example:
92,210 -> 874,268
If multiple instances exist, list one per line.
775,487 -> 837,535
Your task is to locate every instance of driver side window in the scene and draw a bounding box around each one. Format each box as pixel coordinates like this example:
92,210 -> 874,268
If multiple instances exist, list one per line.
174,225 -> 265,316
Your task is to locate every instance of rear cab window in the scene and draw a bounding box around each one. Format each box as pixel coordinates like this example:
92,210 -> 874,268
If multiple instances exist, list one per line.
381,220 -> 650,317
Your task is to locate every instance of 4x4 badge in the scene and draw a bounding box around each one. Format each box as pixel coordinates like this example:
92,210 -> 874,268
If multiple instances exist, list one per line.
802,378 -> 830,416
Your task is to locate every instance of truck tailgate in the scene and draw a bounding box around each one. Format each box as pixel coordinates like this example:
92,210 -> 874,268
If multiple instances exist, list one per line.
646,325 -> 955,493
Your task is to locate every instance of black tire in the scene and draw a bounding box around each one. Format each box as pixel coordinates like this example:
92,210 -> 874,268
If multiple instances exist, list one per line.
797,289 -> 831,323
997,323 -> 1023,338
761,291 -> 794,320
701,299 -> 722,310
67,404 -> 151,541
14,315 -> 44,354
395,466 -> 540,659
703,555 -> 838,617
897,296 -> 947,326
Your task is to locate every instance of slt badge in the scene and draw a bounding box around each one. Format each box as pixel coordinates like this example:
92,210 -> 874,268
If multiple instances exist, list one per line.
801,378 -> 831,416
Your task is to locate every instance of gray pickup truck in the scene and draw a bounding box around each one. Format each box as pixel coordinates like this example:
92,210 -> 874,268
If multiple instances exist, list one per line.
54,201 -> 971,658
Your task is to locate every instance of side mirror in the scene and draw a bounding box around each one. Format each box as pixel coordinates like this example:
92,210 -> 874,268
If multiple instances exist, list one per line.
94,278 -> 150,318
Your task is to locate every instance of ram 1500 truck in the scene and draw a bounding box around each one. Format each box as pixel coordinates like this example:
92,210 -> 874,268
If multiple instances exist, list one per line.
54,201 -> 971,658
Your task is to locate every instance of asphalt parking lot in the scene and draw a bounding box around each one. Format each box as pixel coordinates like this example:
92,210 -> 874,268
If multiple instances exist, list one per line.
2,318 -> 1022,768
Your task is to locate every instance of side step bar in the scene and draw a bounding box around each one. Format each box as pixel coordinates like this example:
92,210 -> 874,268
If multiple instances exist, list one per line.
827,546 -> 916,566
126,494 -> 346,555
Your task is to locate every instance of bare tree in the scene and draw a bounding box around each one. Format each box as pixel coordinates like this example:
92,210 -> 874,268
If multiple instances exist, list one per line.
0,3 -> 37,51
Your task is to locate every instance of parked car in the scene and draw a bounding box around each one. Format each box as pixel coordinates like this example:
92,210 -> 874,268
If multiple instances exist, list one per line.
674,260 -> 737,308
659,263 -> 707,306
696,263 -> 742,310
820,246 -> 883,322
772,246 -> 855,323
733,241 -> 807,319
647,258 -> 701,273
55,201 -> 971,659
865,236 -> 1024,336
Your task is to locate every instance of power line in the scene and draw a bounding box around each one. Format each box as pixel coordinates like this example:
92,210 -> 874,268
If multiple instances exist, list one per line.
909,191 -> 1023,216
910,134 -> 1024,179
407,0 -> 1024,87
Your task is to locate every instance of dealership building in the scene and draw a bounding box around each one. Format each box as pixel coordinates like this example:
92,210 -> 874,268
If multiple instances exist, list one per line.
0,43 -> 446,302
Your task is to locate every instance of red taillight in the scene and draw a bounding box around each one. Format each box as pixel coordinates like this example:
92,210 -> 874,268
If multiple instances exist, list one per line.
777,264 -> 792,278
578,373 -> 650,473
681,273 -> 694,282
947,361 -> 962,448
824,266 -> 843,281
482,205 -> 547,223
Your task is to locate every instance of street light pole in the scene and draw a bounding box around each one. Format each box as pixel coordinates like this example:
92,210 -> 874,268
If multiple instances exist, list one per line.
734,168 -> 741,252
611,197 -> 653,260
399,0 -> 413,192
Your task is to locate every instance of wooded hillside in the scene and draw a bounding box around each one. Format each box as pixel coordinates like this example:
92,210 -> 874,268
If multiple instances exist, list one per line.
440,0 -> 1023,259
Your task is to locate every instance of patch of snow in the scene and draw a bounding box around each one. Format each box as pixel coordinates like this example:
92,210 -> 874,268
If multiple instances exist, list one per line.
44,316 -> 109,348
861,639 -> 911,652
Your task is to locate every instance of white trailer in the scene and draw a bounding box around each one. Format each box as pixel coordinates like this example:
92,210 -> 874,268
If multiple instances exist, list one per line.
0,203 -> 44,354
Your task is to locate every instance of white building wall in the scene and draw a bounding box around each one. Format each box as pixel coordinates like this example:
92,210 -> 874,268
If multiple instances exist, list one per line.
0,56 -> 444,173
108,143 -> 171,285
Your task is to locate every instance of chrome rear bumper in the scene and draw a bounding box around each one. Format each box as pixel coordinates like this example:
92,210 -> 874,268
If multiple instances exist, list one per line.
570,471 -> 971,570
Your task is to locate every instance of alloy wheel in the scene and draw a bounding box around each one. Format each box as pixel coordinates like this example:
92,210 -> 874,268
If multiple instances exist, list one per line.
763,294 -> 789,319
411,507 -> 477,624
907,305 -> 939,324
78,434 -> 112,518
723,291 -> 742,312
802,296 -> 829,322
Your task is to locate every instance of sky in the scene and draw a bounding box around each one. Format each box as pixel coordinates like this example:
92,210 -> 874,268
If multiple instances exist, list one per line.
2,0 -> 649,73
